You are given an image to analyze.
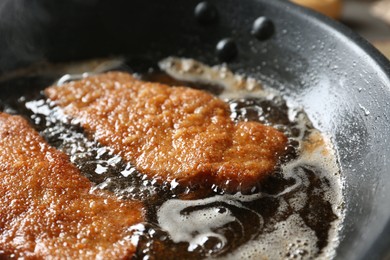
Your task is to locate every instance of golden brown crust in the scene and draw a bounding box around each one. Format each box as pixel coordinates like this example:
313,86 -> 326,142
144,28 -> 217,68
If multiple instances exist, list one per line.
0,113 -> 143,259
45,72 -> 288,191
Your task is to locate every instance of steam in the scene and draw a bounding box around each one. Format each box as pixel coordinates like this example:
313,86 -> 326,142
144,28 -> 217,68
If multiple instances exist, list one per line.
0,0 -> 50,72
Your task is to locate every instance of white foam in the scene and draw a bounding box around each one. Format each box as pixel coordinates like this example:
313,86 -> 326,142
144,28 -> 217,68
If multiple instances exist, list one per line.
157,193 -> 264,252
159,57 -> 267,99
221,214 -> 319,260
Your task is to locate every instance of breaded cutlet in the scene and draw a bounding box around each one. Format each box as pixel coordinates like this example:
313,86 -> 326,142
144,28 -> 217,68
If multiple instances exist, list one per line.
45,72 -> 288,192
0,113 -> 143,259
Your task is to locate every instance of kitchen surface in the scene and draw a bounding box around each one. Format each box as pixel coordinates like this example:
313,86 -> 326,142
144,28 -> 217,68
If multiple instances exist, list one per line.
294,0 -> 390,58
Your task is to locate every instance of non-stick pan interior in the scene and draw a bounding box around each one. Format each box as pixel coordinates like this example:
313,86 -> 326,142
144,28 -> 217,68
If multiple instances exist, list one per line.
0,0 -> 389,259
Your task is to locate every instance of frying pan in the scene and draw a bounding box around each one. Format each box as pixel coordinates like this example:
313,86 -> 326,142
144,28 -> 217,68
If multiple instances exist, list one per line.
0,0 -> 389,259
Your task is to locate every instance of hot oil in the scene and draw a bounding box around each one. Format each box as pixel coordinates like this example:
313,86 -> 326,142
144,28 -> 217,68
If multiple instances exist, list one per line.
136,62 -> 344,259
0,58 -> 344,260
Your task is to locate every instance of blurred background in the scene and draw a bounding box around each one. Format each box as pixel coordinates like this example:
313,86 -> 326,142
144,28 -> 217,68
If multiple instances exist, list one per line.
292,0 -> 390,59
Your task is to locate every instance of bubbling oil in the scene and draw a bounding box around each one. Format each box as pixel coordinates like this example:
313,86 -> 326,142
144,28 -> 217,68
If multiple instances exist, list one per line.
0,57 -> 344,260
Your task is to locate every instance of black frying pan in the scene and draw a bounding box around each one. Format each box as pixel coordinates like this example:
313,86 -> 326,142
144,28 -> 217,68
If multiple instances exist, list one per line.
0,0 -> 389,259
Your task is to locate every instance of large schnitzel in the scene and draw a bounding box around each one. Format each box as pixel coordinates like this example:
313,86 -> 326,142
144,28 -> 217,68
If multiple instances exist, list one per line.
45,72 -> 288,192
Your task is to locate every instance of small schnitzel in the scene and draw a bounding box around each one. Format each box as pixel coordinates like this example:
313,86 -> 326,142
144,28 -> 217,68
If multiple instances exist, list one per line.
45,72 -> 288,192
0,113 -> 143,259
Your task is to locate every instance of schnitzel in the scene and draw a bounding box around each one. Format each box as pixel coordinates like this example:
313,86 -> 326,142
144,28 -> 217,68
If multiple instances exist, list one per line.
0,113 -> 143,259
45,72 -> 288,192
45,72 -> 287,192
